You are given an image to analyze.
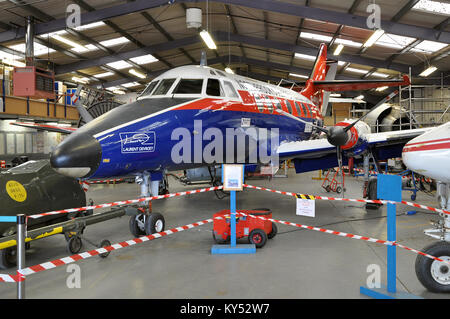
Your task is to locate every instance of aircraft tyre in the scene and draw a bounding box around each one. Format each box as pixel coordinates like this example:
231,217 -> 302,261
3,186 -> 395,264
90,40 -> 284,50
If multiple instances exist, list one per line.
365,178 -> 382,210
129,214 -> 146,237
415,241 -> 450,293
0,247 -> 16,269
144,213 -> 165,235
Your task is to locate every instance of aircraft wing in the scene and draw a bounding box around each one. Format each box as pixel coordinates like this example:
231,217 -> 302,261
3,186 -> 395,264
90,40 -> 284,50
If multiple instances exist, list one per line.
277,127 -> 432,173
10,122 -> 76,134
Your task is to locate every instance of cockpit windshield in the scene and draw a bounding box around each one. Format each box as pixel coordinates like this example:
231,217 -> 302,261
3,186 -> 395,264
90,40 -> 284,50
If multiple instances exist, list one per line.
173,79 -> 203,94
140,80 -> 159,96
152,78 -> 176,95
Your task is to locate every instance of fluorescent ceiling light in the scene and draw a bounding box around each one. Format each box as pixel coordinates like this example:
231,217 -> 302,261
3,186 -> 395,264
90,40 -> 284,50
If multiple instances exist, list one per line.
225,67 -> 234,74
289,73 -> 308,79
334,38 -> 362,48
0,51 -> 25,67
130,54 -> 158,65
106,86 -> 120,91
413,0 -> 450,16
375,33 -> 416,49
376,86 -> 388,92
356,95 -> 364,100
411,40 -> 448,53
73,21 -> 105,31
51,34 -> 87,52
94,72 -> 114,78
299,32 -> 332,42
100,37 -> 130,47
338,61 -> 346,66
9,42 -> 55,56
419,66 -> 437,77
113,89 -> 126,95
330,93 -> 341,97
346,67 -> 368,74
363,29 -> 385,48
122,82 -> 141,88
200,30 -> 217,50
129,68 -> 146,79
333,44 -> 344,56
107,60 -> 132,70
294,53 -> 316,61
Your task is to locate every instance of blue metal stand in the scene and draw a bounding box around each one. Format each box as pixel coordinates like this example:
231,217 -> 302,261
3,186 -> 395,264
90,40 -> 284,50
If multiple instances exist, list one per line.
211,165 -> 256,254
360,174 -> 421,299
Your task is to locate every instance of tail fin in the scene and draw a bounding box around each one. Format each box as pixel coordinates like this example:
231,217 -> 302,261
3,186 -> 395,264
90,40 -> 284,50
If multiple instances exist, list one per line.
300,43 -> 410,116
301,43 -> 335,115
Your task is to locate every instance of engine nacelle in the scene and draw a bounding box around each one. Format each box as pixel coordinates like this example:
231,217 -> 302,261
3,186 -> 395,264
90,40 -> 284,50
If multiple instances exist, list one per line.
335,120 -> 370,156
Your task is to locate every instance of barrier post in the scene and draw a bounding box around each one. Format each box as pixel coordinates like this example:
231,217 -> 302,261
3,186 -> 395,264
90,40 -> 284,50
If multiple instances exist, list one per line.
16,214 -> 26,299
360,174 -> 420,299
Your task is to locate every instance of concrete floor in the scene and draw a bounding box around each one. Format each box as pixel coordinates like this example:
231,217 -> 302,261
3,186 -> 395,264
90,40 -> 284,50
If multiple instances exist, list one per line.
0,169 -> 448,299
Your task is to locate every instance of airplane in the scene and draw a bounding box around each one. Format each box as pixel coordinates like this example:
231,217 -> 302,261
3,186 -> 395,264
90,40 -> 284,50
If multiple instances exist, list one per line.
401,121 -> 450,293
13,43 -> 432,240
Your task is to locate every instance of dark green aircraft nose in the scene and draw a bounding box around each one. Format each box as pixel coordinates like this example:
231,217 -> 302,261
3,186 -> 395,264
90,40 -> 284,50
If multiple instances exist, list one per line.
50,133 -> 102,178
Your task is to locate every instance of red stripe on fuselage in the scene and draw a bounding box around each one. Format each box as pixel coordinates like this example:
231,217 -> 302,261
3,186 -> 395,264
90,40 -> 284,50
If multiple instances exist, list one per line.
405,137 -> 450,147
403,142 -> 450,153
173,93 -> 322,120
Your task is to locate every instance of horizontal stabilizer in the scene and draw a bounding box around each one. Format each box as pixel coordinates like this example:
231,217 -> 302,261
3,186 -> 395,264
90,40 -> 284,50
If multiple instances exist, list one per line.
312,75 -> 410,92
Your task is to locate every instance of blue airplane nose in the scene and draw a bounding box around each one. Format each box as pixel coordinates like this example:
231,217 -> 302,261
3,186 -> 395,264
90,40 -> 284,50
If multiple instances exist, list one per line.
50,133 -> 102,178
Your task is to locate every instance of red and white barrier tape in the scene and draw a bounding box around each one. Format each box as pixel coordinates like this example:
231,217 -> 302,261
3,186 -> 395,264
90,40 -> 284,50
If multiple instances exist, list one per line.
28,185 -> 223,220
243,184 -> 450,216
237,212 -> 450,266
0,215 -> 228,283
347,167 -> 433,183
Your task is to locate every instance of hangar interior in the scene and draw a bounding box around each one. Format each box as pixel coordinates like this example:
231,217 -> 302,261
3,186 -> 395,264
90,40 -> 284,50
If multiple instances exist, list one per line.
0,0 -> 449,300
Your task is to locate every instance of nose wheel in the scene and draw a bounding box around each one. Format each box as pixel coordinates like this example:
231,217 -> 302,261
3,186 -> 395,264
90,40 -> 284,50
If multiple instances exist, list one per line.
129,212 -> 165,237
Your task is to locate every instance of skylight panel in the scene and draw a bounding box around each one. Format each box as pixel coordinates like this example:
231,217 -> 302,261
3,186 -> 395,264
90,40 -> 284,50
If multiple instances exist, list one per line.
130,54 -> 158,65
100,37 -> 130,47
375,33 -> 416,49
299,32 -> 332,43
0,51 -> 25,67
413,0 -> 450,16
411,40 -> 448,53
294,52 -> 316,61
9,42 -> 55,56
107,60 -> 132,70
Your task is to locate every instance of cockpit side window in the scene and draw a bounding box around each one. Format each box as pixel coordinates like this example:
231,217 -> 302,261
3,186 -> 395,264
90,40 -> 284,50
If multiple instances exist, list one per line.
153,78 -> 176,95
173,79 -> 204,94
206,78 -> 224,96
222,81 -> 239,99
140,80 -> 159,96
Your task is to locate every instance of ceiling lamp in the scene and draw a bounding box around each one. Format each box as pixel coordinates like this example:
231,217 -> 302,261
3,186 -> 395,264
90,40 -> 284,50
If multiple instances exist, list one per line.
419,66 -> 437,77
200,30 -> 217,50
333,44 -> 344,56
363,29 -> 385,48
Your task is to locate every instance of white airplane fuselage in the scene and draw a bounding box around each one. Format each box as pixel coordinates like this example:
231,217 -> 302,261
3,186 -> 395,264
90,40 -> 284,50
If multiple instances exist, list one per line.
402,121 -> 450,183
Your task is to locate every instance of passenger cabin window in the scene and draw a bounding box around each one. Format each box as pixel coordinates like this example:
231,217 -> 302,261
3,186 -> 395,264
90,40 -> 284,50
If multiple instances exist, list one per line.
223,81 -> 239,99
153,78 -> 176,95
294,101 -> 302,117
141,80 -> 159,96
206,78 -> 223,96
173,79 -> 203,94
286,100 -> 293,114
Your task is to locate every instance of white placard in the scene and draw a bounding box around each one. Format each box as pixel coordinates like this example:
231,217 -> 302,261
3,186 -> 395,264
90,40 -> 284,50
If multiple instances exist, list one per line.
241,118 -> 251,127
296,198 -> 315,217
223,164 -> 244,191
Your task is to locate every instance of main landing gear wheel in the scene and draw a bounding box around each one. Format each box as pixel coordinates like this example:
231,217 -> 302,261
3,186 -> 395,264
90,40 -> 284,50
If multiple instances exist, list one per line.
0,247 -> 16,269
415,241 -> 450,293
248,229 -> 267,248
129,214 -> 147,237
144,213 -> 165,235
67,236 -> 83,254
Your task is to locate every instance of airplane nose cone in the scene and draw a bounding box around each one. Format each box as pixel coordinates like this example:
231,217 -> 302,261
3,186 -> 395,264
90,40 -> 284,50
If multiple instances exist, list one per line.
50,133 -> 102,178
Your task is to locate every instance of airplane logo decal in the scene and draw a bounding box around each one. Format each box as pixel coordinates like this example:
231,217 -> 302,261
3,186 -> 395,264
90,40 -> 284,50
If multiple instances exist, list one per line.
119,132 -> 156,154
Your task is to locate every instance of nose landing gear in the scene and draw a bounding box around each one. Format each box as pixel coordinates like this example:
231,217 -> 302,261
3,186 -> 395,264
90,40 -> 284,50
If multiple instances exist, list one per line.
129,172 -> 166,237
